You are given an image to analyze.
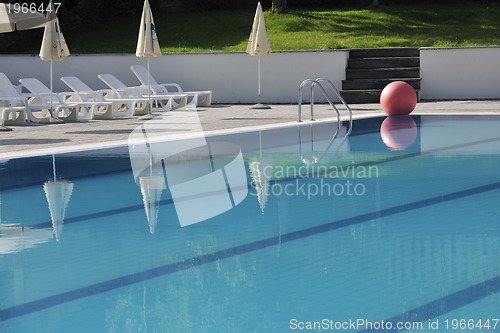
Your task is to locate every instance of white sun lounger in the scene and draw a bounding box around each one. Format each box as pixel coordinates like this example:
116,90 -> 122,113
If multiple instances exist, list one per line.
0,105 -> 27,126
19,78 -> 94,122
130,65 -> 212,107
97,73 -> 187,112
0,72 -> 52,124
61,76 -> 143,119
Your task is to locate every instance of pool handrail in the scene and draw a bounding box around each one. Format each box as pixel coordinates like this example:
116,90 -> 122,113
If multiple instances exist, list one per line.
314,78 -> 352,136
298,79 -> 339,124
298,78 -> 353,136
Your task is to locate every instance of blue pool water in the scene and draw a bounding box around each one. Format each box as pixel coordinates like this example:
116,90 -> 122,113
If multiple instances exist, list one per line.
0,115 -> 499,332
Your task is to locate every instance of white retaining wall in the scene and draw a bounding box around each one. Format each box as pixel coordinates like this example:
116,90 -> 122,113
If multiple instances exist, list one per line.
420,46 -> 500,100
3,47 -> 500,103
0,50 -> 348,104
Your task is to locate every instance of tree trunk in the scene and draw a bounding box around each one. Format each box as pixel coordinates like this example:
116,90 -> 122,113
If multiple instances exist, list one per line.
271,0 -> 287,14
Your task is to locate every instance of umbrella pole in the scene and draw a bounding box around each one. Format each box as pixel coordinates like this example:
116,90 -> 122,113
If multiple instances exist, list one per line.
138,57 -> 154,120
50,60 -> 53,118
148,57 -> 151,115
258,56 -> 261,104
250,56 -> 270,109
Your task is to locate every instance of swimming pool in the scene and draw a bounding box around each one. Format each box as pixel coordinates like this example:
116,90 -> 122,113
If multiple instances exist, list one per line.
0,115 -> 499,332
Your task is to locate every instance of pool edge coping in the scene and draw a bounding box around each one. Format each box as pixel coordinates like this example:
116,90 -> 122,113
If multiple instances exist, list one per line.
1,111 -> 498,161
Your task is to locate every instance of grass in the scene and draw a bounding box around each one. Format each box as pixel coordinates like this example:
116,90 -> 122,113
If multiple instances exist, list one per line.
2,2 -> 500,54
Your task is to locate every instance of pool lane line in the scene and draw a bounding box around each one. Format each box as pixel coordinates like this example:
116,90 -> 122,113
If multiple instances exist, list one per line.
14,136 -> 499,232
1,180 -> 500,322
28,202 -> 163,230
3,113 -> 500,193
23,128 -> 500,229
18,158 -> 391,230
3,117 -> 497,194
357,276 -> 500,333
0,166 -> 132,191
0,118 -> 373,191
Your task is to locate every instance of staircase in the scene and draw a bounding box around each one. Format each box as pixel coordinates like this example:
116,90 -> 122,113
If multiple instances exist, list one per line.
340,48 -> 420,103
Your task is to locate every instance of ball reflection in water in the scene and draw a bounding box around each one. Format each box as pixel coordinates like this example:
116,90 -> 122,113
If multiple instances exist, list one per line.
380,116 -> 418,151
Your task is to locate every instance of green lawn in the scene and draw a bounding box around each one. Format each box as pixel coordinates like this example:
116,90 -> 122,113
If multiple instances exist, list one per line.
3,3 -> 500,54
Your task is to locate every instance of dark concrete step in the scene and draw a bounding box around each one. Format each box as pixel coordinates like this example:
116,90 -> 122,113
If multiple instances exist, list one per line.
340,90 -> 382,103
342,78 -> 421,90
349,47 -> 419,58
341,88 -> 420,104
347,57 -> 419,69
346,67 -> 420,80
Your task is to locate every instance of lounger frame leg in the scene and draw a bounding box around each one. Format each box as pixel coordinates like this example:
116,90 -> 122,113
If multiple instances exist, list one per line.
4,109 -> 28,125
197,94 -> 212,107
92,105 -> 114,120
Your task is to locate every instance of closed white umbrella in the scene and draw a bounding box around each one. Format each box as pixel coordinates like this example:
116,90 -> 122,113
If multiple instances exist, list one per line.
136,0 -> 161,117
137,141 -> 165,234
247,2 -> 271,110
39,0 -> 69,122
0,3 -> 46,32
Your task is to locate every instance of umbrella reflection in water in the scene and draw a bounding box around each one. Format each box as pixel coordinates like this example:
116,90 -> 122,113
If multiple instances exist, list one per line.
138,160 -> 165,235
249,132 -> 272,214
249,159 -> 272,214
43,154 -> 73,241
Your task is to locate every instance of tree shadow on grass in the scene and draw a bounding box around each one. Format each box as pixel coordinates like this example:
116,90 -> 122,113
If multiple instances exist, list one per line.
281,4 -> 500,48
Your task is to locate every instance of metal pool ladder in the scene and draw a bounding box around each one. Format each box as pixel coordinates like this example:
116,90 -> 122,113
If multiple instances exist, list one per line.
298,78 -> 353,166
298,78 -> 352,135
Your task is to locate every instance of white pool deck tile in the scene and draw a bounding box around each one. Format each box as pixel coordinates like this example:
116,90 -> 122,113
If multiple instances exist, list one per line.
1,100 -> 499,159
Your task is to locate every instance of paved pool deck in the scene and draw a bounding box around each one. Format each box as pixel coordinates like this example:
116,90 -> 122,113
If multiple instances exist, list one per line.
1,100 -> 500,159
